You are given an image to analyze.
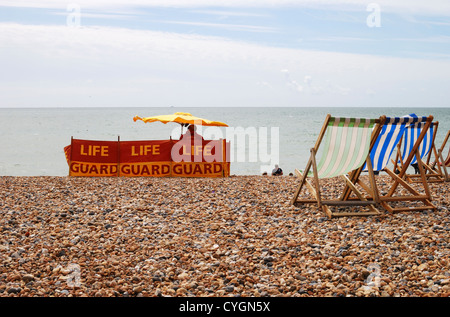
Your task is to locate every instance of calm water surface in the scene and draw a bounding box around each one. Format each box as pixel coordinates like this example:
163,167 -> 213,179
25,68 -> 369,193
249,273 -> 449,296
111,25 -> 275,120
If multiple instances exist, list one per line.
0,107 -> 449,176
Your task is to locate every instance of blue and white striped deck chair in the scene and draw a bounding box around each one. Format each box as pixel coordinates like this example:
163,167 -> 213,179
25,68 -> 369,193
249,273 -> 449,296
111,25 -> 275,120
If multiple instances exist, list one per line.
344,114 -> 437,214
343,115 -> 417,202
369,114 -> 427,172
291,114 -> 385,218
401,121 -> 434,165
350,114 -> 426,190
398,121 -> 446,182
378,115 -> 435,212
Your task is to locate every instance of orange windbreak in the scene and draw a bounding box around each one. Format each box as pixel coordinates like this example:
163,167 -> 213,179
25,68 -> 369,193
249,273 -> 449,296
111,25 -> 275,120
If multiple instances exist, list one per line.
65,138 -> 230,177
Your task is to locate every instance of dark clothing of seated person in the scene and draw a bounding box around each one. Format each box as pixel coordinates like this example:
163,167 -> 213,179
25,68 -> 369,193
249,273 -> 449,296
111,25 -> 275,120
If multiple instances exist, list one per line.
180,124 -> 204,141
272,164 -> 283,176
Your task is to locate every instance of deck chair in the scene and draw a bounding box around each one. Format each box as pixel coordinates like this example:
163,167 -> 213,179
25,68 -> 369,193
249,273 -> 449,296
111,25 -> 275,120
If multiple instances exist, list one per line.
440,130 -> 450,167
344,114 -> 436,214
291,114 -> 385,219
394,121 -> 447,183
432,129 -> 450,181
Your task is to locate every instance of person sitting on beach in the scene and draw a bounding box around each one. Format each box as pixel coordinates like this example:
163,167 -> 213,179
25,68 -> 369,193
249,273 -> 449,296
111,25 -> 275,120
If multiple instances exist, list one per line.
272,164 -> 283,176
395,163 -> 420,175
180,124 -> 204,141
411,163 -> 420,174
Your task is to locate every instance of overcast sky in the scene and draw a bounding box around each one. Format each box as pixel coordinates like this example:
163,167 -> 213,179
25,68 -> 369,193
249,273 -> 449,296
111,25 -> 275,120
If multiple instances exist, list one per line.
1,0 -> 450,108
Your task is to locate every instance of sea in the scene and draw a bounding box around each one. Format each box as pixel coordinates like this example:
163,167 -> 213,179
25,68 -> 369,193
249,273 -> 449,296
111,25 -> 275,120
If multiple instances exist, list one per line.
0,107 -> 449,176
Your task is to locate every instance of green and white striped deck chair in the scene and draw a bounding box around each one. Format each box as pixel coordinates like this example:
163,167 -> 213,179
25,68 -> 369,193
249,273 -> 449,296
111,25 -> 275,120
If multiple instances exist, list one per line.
291,114 -> 385,218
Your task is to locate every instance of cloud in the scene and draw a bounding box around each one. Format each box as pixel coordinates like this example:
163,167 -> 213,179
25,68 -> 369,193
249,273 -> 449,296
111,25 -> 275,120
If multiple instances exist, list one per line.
303,75 -> 312,85
1,22 -> 450,108
281,69 -> 303,92
1,0 -> 450,16
281,72 -> 344,96
189,9 -> 269,18
51,11 -> 137,21
157,20 -> 278,33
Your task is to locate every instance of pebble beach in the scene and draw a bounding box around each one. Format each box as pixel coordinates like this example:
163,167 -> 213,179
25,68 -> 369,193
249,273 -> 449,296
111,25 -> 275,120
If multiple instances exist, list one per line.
0,175 -> 449,297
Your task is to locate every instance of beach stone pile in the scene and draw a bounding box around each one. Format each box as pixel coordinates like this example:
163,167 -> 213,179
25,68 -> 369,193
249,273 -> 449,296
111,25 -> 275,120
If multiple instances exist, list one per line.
0,175 -> 448,297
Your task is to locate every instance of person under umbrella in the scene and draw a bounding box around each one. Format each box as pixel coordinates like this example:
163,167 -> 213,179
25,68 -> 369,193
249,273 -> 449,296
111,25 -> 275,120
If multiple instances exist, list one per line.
180,124 -> 204,141
272,164 -> 283,176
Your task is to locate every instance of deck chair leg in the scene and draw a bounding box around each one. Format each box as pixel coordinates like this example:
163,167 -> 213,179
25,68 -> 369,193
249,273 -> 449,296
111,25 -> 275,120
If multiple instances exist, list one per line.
415,148 -> 432,199
340,168 -> 359,201
340,157 -> 379,204
341,174 -> 379,214
291,148 -> 324,206
438,130 -> 450,171
366,156 -> 380,203
438,149 -> 450,181
322,205 -> 333,219
433,146 -> 444,176
392,142 -> 403,174
291,157 -> 312,204
384,168 -> 422,196
310,148 -> 322,207
294,169 -> 319,202
407,131 -> 445,183
382,166 -> 436,213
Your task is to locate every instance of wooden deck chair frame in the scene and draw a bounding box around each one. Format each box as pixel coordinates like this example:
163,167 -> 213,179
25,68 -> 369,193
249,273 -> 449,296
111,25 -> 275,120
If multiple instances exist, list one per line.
343,115 -> 437,214
378,116 -> 436,213
291,114 -> 386,219
433,129 -> 450,181
441,130 -> 450,166
393,121 -> 447,183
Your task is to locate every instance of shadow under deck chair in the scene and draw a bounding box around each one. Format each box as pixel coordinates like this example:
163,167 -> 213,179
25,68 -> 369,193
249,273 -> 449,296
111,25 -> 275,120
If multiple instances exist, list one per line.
344,114 -> 436,214
291,114 -> 385,219
394,121 -> 447,183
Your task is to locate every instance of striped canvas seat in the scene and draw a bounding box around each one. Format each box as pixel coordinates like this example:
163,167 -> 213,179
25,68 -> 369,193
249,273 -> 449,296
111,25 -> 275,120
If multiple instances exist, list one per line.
368,114 -> 436,213
400,121 -> 449,183
315,117 -> 376,178
367,114 -> 429,171
401,121 -> 434,165
339,113 -> 437,215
